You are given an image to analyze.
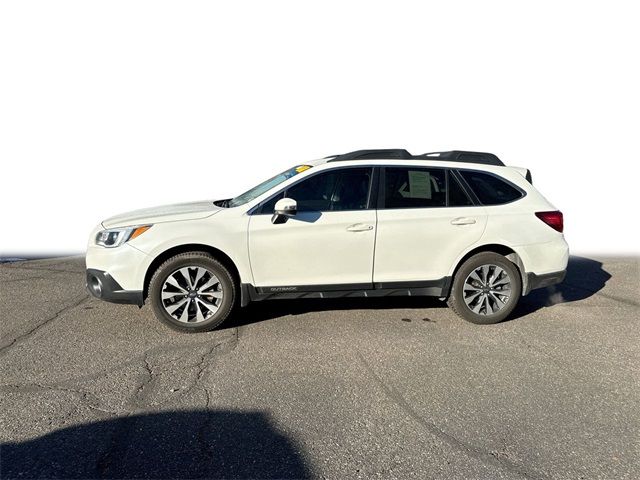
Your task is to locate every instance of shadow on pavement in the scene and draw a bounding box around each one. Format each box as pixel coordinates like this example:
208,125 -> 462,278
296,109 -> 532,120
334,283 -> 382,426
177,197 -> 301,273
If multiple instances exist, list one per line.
0,410 -> 310,479
233,294 -> 445,326
228,255 -> 611,327
513,255 -> 612,318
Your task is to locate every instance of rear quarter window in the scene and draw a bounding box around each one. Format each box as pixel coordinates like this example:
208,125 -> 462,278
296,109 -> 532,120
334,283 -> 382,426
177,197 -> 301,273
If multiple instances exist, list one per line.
460,170 -> 523,205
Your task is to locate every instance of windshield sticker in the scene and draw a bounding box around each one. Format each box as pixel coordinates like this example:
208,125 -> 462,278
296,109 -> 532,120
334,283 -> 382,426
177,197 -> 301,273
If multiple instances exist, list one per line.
295,165 -> 312,173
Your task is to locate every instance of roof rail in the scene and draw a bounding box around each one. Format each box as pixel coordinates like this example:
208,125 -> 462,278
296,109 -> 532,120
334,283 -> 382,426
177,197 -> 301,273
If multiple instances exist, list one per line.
326,149 -> 504,166
328,149 -> 413,162
418,151 -> 504,166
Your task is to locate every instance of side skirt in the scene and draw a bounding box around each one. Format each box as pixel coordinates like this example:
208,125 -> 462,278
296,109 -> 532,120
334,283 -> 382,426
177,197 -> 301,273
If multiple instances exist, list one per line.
240,278 -> 452,307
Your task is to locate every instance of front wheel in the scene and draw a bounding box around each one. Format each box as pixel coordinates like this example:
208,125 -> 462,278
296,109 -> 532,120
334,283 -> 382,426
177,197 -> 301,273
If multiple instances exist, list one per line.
447,252 -> 522,325
148,252 -> 236,332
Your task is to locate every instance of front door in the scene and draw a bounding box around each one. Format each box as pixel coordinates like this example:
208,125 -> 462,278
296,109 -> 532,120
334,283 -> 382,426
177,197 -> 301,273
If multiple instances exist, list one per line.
248,167 -> 376,288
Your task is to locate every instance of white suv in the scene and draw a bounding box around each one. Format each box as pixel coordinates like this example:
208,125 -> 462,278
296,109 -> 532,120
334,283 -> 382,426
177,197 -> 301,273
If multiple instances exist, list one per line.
86,149 -> 568,331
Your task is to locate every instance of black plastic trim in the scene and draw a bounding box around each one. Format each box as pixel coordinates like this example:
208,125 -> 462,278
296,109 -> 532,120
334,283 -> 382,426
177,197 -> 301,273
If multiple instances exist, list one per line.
525,170 -> 533,184
367,167 -> 381,209
374,277 -> 451,292
256,283 -> 373,294
524,270 -> 566,295
86,269 -> 144,306
240,282 -> 252,307
242,277 -> 452,303
376,166 -> 386,209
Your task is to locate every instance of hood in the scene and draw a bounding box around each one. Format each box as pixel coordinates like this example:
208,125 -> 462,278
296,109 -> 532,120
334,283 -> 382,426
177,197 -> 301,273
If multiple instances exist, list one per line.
102,200 -> 222,229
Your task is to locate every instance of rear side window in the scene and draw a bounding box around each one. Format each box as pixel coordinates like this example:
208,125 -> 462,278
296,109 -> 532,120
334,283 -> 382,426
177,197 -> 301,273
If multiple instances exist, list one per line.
448,173 -> 474,207
460,171 -> 523,205
383,167 -> 476,208
384,167 -> 447,208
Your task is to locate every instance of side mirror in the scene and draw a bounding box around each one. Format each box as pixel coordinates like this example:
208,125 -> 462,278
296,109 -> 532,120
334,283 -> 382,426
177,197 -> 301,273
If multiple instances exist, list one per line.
272,198 -> 297,224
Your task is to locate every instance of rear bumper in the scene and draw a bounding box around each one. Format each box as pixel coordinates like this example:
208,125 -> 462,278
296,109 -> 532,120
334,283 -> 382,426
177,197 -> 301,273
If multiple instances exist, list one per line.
513,236 -> 569,295
523,270 -> 566,295
86,269 -> 144,306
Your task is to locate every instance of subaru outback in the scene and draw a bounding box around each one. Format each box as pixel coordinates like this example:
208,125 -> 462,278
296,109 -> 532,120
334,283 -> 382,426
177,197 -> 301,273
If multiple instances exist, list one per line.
86,149 -> 568,331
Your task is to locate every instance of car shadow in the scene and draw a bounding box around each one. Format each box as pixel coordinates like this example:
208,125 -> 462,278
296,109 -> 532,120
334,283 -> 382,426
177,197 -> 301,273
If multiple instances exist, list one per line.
0,410 -> 311,479
230,295 -> 445,326
511,255 -> 612,319
226,255 -> 611,327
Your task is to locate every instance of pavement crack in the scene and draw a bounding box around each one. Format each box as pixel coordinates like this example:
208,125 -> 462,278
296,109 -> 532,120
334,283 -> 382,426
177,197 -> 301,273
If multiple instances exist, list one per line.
203,386 -> 211,407
129,353 -> 157,408
127,338 -> 225,409
0,294 -> 90,355
354,349 -> 546,480
197,385 -> 214,460
21,333 -> 237,394
196,345 -> 217,382
2,328 -> 240,414
179,338 -> 230,400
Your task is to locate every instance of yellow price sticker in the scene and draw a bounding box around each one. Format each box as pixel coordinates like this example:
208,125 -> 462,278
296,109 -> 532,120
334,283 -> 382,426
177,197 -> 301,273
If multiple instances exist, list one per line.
295,165 -> 312,173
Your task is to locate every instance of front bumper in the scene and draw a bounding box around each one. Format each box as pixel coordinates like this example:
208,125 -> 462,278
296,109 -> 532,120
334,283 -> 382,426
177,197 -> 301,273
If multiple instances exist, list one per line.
86,269 -> 144,306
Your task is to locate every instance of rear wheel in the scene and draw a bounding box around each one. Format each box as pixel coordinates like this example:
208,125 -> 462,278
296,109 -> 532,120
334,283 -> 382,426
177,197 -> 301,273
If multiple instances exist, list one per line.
447,252 -> 522,324
149,252 -> 236,332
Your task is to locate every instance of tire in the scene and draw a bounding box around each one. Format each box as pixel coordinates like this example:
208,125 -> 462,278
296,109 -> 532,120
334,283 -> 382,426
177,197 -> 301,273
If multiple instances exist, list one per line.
148,252 -> 237,333
447,252 -> 522,325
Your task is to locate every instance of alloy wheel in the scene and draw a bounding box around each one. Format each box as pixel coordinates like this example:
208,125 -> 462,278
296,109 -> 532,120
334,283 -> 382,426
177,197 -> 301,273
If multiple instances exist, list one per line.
161,266 -> 224,323
462,264 -> 512,316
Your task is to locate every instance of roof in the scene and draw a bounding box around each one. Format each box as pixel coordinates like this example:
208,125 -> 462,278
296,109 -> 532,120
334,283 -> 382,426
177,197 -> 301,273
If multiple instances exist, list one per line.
325,149 -> 504,167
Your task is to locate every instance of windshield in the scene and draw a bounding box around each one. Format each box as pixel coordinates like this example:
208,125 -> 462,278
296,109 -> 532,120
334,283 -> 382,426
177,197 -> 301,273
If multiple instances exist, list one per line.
227,165 -> 312,207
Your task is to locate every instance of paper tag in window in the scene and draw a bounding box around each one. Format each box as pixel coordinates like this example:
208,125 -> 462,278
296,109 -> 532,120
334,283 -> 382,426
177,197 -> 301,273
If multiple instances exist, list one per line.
408,171 -> 432,199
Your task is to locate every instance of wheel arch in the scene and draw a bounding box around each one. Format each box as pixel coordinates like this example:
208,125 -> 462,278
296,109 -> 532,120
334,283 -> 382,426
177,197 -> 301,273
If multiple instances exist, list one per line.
447,244 -> 527,297
143,244 -> 242,302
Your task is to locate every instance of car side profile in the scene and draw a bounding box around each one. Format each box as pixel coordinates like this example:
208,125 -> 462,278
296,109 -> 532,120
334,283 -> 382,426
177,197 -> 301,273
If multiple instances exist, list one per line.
86,149 -> 569,332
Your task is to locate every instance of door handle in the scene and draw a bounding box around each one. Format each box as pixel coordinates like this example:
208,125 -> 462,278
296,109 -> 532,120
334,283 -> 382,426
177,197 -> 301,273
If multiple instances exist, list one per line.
451,217 -> 476,225
346,223 -> 374,232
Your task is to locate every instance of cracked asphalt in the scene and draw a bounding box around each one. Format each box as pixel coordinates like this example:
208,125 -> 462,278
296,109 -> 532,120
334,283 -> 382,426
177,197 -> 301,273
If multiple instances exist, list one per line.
0,255 -> 638,479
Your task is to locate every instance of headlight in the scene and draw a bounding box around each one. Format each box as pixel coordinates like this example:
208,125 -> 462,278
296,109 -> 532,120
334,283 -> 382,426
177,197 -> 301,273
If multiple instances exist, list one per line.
95,225 -> 152,248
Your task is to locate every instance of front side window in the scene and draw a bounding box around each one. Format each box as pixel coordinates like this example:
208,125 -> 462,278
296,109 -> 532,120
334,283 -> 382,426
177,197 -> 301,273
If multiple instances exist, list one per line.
459,170 -> 523,205
259,167 -> 372,213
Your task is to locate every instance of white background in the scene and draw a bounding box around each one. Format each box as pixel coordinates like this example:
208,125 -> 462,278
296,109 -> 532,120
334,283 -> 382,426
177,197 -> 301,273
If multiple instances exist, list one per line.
1,1 -> 638,256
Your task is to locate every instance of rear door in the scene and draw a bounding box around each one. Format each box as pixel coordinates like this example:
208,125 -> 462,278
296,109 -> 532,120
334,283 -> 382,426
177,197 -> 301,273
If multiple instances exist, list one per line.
373,167 -> 487,285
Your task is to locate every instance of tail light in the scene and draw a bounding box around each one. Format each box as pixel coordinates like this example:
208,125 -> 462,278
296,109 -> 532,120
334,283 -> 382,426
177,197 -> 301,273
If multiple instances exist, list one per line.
535,211 -> 563,233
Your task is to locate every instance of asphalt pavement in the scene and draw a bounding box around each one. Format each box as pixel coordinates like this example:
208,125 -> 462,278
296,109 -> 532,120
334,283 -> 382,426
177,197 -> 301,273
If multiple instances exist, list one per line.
0,255 -> 638,479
